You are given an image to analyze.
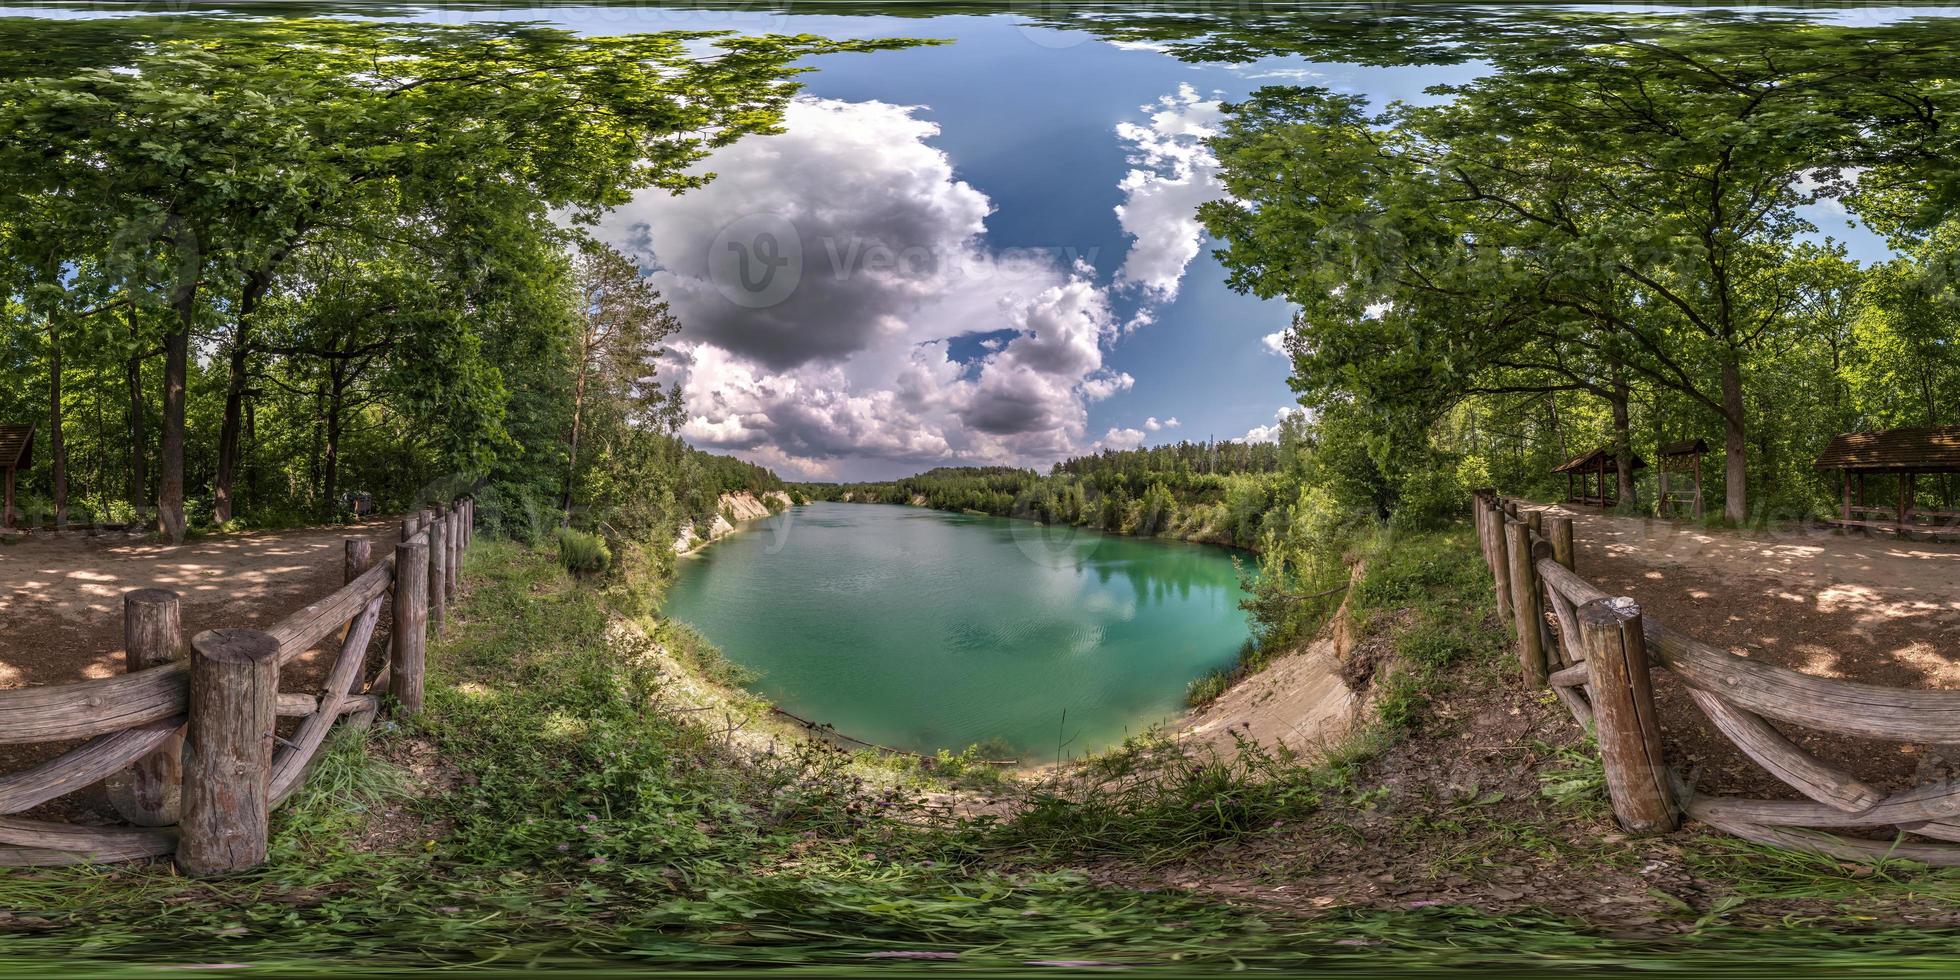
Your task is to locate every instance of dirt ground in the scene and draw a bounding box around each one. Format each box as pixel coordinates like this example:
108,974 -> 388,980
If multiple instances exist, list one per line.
1564,508 -> 1960,796
0,521 -> 404,689
1099,512 -> 1960,928
0,521 -> 407,822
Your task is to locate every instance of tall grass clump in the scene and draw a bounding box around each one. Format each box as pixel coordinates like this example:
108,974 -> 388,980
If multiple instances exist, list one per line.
557,526 -> 612,577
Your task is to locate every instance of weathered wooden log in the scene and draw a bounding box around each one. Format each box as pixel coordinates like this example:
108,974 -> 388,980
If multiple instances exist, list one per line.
0,665 -> 187,745
1487,500 -> 1513,623
1538,558 -> 1610,608
1685,688 -> 1884,813
1682,791 -> 1960,867
276,691 -> 382,718
429,512 -> 448,637
1581,597 -> 1677,833
271,595 -> 384,807
392,537 -> 430,717
109,589 -> 186,826
1548,662 -> 1589,688
1506,519 -> 1546,685
1547,515 -> 1575,571
1525,509 -> 1544,534
265,557 -> 393,667
1689,781 -> 1960,829
178,628 -> 279,877
1648,617 -> 1960,743
0,817 -> 178,866
345,537 -> 372,586
1552,685 -> 1596,730
1,718 -> 182,815
401,511 -> 421,541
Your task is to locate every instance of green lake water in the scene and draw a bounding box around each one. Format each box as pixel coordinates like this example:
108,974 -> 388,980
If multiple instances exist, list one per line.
662,502 -> 1251,760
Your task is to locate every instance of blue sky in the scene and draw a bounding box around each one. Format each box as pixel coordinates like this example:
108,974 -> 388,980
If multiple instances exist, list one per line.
557,6 -> 1503,480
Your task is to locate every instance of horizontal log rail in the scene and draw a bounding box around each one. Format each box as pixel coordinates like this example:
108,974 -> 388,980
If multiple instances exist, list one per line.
0,498 -> 471,872
1473,489 -> 1960,861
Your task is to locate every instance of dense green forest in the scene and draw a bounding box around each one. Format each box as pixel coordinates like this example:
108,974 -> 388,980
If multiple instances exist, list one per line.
799,439 -> 1287,546
0,18 -> 852,566
1198,15 -> 1960,526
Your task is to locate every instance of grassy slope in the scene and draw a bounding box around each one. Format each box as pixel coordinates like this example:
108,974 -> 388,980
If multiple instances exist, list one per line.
12,534 -> 1960,971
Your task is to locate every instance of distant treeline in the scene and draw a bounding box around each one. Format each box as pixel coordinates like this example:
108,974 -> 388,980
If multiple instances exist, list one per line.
795,440 -> 1286,549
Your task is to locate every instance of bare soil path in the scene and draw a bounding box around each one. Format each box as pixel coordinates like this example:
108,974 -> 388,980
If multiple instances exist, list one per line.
1564,508 -> 1960,795
0,521 -> 403,689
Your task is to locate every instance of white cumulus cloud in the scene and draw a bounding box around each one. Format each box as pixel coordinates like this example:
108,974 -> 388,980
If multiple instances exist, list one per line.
1097,427 -> 1148,451
594,97 -> 1143,478
1113,84 -> 1224,309
1243,406 -> 1307,443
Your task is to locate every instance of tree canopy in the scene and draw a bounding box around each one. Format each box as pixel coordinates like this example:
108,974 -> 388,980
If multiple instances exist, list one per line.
0,17 -> 907,547
1201,14 -> 1960,523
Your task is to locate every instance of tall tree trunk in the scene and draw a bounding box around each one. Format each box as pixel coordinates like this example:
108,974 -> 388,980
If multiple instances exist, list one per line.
213,272 -> 270,525
158,260 -> 198,544
322,365 -> 345,524
309,377 -> 326,504
1610,369 -> 1634,506
245,397 -> 258,506
48,318 -> 66,530
126,315 -> 147,516
1721,358 -> 1748,524
561,352 -> 591,525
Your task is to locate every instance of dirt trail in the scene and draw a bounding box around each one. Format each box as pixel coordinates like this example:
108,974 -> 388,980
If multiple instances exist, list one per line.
1558,508 -> 1960,794
0,521 -> 403,688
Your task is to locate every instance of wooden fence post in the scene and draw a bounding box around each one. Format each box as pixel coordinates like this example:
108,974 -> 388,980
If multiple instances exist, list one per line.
445,505 -> 460,600
1525,509 -> 1543,535
178,628 -> 279,876
1579,597 -> 1678,834
344,538 -> 371,586
402,511 -> 421,541
1487,499 -> 1514,623
429,512 -> 448,637
1506,519 -> 1547,685
109,589 -> 184,826
392,538 -> 429,718
1548,515 -> 1575,571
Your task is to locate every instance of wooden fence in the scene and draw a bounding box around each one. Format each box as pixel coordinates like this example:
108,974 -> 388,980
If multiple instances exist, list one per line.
0,498 -> 474,875
1475,489 -> 1960,863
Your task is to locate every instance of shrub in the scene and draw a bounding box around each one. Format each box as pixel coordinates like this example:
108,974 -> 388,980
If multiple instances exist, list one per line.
1186,668 -> 1233,708
557,527 -> 612,577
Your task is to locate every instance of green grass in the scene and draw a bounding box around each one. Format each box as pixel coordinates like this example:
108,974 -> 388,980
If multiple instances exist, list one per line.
555,527 -> 611,577
19,531 -> 1960,971
1347,525 -> 1510,733
0,541 -> 1337,969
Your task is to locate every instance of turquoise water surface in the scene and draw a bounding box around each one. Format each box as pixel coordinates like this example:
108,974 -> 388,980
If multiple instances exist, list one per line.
662,502 -> 1251,759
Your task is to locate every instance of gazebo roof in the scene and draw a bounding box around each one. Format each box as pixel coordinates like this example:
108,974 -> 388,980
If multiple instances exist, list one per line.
1553,447 -> 1648,474
1658,438 -> 1710,457
0,424 -> 32,471
1816,425 -> 1960,473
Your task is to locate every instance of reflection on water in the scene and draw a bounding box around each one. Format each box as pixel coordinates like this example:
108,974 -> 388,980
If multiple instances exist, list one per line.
664,502 -> 1251,758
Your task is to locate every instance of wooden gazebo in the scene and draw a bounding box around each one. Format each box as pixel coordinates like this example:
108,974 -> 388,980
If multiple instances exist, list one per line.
1816,424 -> 1960,538
1656,438 -> 1709,519
1554,447 -> 1647,508
1,424 -> 33,530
